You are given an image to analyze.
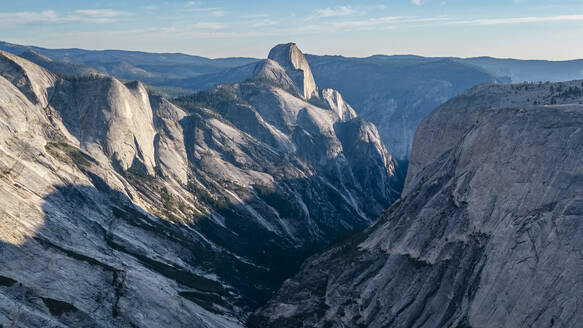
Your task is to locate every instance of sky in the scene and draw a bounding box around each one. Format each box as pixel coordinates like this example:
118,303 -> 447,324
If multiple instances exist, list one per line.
2,0 -> 583,60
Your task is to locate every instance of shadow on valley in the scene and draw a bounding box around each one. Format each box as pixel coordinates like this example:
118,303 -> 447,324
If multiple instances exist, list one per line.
0,55 -> 403,326
0,167 -> 396,327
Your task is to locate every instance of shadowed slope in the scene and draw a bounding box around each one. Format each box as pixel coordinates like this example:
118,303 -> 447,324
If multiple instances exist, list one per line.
252,81 -> 583,328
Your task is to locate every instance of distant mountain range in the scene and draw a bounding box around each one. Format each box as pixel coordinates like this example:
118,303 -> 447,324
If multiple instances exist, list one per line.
2,40 -> 583,327
0,41 -> 258,88
2,41 -> 582,162
4,41 -> 582,86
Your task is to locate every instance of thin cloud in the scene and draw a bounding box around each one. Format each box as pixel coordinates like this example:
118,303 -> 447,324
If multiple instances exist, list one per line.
191,22 -> 225,30
402,16 -> 451,23
411,0 -> 422,6
326,16 -> 450,29
75,9 -> 123,18
329,16 -> 403,28
244,14 -> 269,19
0,9 -> 126,25
311,13 -> 583,30
0,10 -> 62,24
251,19 -> 278,28
184,7 -> 226,17
316,13 -> 582,30
308,6 -> 357,20
185,1 -> 198,7
450,14 -> 583,25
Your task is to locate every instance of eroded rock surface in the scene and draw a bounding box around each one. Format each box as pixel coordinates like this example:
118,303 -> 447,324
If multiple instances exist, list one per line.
0,44 -> 401,327
268,43 -> 318,100
252,81 -> 583,328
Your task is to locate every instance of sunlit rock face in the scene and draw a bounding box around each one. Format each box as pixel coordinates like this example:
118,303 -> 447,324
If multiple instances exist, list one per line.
252,81 -> 583,328
252,59 -> 301,96
267,43 -> 318,100
0,45 -> 402,327
0,50 -> 57,108
51,78 -> 158,175
321,88 -> 357,121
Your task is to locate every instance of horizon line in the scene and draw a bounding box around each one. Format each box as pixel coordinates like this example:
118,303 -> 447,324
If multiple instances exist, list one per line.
2,40 -> 583,63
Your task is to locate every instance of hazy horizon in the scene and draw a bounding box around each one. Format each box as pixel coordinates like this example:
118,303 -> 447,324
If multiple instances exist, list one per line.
2,0 -> 583,60
5,39 -> 583,63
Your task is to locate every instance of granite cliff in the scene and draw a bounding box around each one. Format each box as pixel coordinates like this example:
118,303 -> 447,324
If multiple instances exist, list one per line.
252,81 -> 583,328
0,43 -> 401,327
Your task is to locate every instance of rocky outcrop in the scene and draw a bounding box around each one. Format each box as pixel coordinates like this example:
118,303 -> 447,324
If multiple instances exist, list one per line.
0,51 -> 244,327
267,43 -> 318,100
50,77 -> 158,175
306,55 -> 501,160
321,88 -> 357,121
0,50 -> 57,107
252,81 -> 583,328
0,46 -> 401,327
252,59 -> 301,96
334,117 -> 399,205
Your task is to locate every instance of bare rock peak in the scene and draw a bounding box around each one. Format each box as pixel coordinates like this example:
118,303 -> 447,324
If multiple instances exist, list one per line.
252,59 -> 301,96
0,50 -> 402,327
267,43 -> 318,100
0,50 -> 57,107
321,88 -> 357,121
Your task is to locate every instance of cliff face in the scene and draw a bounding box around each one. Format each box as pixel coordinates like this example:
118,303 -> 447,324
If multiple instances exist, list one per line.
268,43 -> 318,100
0,44 -> 401,327
0,51 -> 245,327
0,50 -> 57,107
306,55 -> 501,160
321,88 -> 357,121
252,59 -> 300,96
50,78 -> 158,175
252,81 -> 583,328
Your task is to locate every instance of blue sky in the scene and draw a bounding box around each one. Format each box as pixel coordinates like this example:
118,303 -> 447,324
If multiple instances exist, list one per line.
2,0 -> 583,60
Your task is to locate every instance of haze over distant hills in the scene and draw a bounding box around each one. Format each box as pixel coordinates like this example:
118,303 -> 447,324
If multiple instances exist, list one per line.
3,41 -> 583,86
0,41 -> 258,87
2,40 -> 583,162
2,37 -> 583,327
3,40 -> 583,163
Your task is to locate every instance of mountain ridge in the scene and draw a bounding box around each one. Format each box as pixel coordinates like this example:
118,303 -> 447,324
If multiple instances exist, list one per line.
251,80 -> 583,328
0,43 -> 401,327
6,40 -> 583,162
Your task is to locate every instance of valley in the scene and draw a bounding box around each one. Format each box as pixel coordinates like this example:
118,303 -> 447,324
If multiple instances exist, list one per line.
0,39 -> 582,328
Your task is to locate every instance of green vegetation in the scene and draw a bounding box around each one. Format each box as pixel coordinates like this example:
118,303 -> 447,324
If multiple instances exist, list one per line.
159,186 -> 187,223
125,166 -> 155,182
187,180 -> 229,211
544,84 -> 583,105
146,85 -> 195,99
172,85 -> 243,114
557,86 -> 583,99
160,187 -> 175,218
253,184 -> 301,219
156,186 -> 192,224
54,72 -> 105,82
44,142 -> 93,167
